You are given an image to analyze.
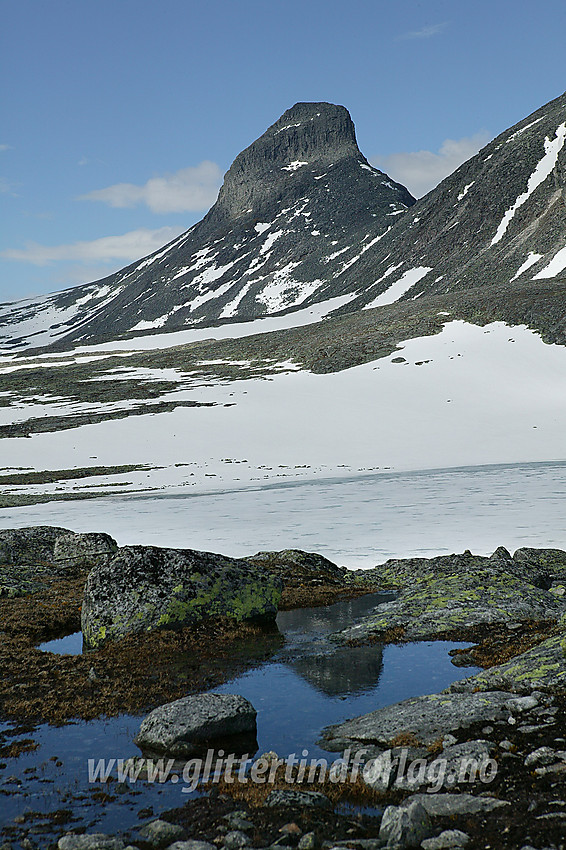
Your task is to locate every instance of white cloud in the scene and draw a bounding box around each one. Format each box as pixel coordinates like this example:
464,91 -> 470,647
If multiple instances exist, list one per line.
371,132 -> 492,198
1,226 -> 184,266
80,161 -> 222,213
399,22 -> 447,40
0,145 -> 12,153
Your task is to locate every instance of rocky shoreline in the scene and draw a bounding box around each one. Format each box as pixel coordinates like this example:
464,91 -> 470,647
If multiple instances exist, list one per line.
2,528 -> 566,849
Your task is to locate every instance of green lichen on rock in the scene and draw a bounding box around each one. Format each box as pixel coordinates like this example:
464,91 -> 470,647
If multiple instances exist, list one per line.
333,550 -> 566,644
448,633 -> 566,695
81,545 -> 283,648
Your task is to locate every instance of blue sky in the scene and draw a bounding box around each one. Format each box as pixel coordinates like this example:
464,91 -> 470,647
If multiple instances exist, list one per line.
1,0 -> 565,303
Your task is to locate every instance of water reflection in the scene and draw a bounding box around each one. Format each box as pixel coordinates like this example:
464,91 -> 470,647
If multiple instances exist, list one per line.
275,592 -> 394,697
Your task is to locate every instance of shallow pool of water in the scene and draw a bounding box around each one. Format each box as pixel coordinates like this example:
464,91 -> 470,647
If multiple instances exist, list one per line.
1,592 -> 479,839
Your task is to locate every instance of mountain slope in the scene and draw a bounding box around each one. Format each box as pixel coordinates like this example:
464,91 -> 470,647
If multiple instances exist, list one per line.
339,90 -> 566,310
0,102 -> 414,351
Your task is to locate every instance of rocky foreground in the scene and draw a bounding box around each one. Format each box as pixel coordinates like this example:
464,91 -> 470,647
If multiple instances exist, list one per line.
2,528 -> 566,849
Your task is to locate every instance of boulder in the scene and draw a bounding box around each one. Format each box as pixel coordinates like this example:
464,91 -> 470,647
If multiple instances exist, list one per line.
134,693 -> 257,757
53,532 -> 118,572
320,691 -> 520,750
333,551 -> 564,643
138,820 -> 187,848
379,800 -> 432,848
421,830 -> 470,849
513,547 -> 566,582
399,793 -> 509,817
81,545 -> 282,648
0,525 -> 76,596
0,526 -> 73,566
244,549 -> 347,587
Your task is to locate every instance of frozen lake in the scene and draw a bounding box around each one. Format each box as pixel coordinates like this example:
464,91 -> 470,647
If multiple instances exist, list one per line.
1,460 -> 565,566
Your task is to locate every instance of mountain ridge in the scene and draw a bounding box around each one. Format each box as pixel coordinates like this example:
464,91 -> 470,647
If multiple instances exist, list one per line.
2,91 -> 566,353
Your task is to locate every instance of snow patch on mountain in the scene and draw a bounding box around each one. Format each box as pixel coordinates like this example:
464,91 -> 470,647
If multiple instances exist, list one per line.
510,252 -> 543,281
491,122 -> 566,246
533,244 -> 566,279
364,267 -> 433,308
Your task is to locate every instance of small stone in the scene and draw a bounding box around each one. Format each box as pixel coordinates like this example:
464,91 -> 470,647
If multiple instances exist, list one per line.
505,695 -> 539,713
222,813 -> 254,831
482,726 -> 494,735
138,820 -> 187,848
168,843 -> 217,850
264,790 -> 331,809
279,824 -> 302,836
298,834 -> 318,850
379,800 -> 432,847
421,830 -> 470,849
525,747 -> 557,768
58,837 -> 124,850
223,832 -> 249,849
499,740 -> 513,751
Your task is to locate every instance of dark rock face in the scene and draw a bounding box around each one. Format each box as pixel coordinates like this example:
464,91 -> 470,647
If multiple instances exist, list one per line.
337,90 -> 566,311
134,692 -> 257,758
0,102 -> 414,350
211,103 -> 362,222
81,544 -> 283,648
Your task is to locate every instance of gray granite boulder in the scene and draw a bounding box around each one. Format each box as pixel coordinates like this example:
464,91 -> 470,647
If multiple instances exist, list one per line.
398,793 -> 509,816
134,693 -> 257,757
54,532 -> 118,571
0,525 -> 77,596
81,545 -> 282,648
138,820 -> 187,848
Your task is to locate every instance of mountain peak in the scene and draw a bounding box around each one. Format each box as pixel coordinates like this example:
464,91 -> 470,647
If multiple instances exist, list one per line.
212,101 -> 362,221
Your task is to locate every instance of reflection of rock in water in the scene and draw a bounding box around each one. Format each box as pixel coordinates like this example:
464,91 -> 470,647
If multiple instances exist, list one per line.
275,592 -> 391,697
276,592 -> 395,636
289,643 -> 384,697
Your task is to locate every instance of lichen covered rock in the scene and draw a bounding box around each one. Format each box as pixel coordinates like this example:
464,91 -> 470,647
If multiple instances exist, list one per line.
81,545 -> 282,648
334,551 -> 566,643
449,632 -> 566,694
0,526 -> 73,566
320,691 -> 519,751
244,549 -> 347,587
54,532 -> 118,571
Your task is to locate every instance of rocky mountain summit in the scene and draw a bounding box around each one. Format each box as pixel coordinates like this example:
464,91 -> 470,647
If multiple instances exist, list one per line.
0,102 -> 414,350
